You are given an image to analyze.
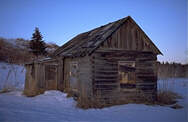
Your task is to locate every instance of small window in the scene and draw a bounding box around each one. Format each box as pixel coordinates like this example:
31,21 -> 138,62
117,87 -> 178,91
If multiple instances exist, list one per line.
45,65 -> 56,80
118,61 -> 136,89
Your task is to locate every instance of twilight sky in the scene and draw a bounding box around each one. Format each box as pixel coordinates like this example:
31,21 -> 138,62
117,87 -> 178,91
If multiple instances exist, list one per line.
0,0 -> 187,63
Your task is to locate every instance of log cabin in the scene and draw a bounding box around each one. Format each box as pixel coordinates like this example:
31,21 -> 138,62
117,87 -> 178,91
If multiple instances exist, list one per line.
24,16 -> 162,106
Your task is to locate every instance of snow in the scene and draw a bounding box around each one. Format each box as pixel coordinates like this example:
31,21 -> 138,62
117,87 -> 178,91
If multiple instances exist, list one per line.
0,62 -> 187,122
46,47 -> 56,53
0,62 -> 25,90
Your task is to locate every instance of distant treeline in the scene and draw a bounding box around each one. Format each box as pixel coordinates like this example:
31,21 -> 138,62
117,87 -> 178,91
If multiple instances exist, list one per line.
157,62 -> 188,79
0,37 -> 59,64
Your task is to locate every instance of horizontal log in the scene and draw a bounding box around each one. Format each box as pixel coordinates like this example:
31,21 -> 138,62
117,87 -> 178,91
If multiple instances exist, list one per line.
94,73 -> 118,77
120,88 -> 137,92
137,90 -> 156,94
136,74 -> 156,77
137,75 -> 157,80
93,89 -> 117,92
137,59 -> 156,61
94,76 -> 118,79
136,82 -> 156,85
136,70 -> 154,74
93,64 -> 117,69
136,84 -> 156,88
136,65 -> 154,69
137,55 -> 156,59
137,87 -> 156,90
95,49 -> 151,54
92,59 -> 117,65
93,66 -> 118,71
136,73 -> 156,77
93,64 -> 118,68
94,87 -> 116,90
94,78 -> 117,81
136,66 -> 154,69
94,57 -> 136,61
94,80 -> 118,84
136,72 -> 154,75
95,84 -> 118,88
93,70 -> 118,73
94,82 -> 119,85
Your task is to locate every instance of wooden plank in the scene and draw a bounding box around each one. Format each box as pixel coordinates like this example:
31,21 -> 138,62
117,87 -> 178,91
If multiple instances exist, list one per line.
93,63 -> 117,68
94,73 -> 118,77
94,78 -> 117,81
93,59 -> 118,65
94,80 -> 118,84
94,57 -> 136,61
94,76 -> 118,79
95,84 -> 118,88
136,82 -> 156,85
93,66 -> 118,71
94,70 -> 118,73
94,83 -> 119,86
94,87 -> 116,90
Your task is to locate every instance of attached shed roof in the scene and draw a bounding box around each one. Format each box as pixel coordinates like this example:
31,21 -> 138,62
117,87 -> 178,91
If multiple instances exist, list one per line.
53,16 -> 162,57
25,57 -> 56,65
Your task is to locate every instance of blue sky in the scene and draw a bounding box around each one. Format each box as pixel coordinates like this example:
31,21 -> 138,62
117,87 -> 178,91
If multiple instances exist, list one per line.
0,0 -> 187,63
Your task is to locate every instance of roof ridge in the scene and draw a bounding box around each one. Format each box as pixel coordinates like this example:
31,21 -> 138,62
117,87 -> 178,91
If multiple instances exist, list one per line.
53,16 -> 129,56
53,16 -> 162,57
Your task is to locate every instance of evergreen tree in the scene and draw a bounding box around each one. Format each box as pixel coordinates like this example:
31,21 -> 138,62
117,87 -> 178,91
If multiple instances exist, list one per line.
29,27 -> 46,57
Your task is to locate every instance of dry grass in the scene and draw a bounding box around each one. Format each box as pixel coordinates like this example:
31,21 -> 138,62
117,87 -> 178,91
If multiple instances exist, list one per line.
23,89 -> 45,97
76,88 -> 183,109
157,90 -> 182,105
76,90 -> 154,109
157,79 -> 182,106
75,84 -> 106,109
76,95 -> 107,109
0,84 -> 18,94
66,89 -> 79,99
0,87 -> 12,93
73,79 -> 183,109
171,104 -> 183,109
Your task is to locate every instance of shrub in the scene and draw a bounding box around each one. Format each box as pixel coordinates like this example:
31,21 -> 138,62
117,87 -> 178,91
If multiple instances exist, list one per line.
0,87 -> 11,93
157,90 -> 182,105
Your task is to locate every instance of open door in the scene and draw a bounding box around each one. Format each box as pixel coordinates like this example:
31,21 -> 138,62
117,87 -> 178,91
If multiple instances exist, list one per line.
45,64 -> 57,90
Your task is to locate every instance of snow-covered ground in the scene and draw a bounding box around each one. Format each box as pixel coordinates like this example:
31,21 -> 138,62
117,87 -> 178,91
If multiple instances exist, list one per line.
0,62 -> 187,122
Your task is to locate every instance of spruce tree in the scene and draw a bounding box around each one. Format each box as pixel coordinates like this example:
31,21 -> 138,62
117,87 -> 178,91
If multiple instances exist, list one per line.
29,27 -> 46,57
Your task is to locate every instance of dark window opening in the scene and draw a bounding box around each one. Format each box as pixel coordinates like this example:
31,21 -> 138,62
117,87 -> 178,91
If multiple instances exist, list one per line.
45,65 -> 56,81
118,61 -> 136,89
31,64 -> 35,78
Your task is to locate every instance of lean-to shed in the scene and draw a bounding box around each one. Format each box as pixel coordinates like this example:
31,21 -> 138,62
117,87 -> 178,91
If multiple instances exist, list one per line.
24,16 -> 162,105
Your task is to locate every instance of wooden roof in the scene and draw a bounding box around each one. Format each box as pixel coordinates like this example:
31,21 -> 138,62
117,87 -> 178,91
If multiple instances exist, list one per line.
53,16 -> 162,57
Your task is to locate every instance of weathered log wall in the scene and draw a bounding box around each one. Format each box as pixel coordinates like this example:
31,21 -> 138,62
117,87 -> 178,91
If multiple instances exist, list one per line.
63,56 -> 93,98
57,58 -> 64,91
24,59 -> 61,96
24,63 -> 46,96
24,64 -> 39,96
91,48 -> 157,103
